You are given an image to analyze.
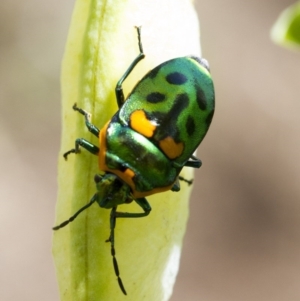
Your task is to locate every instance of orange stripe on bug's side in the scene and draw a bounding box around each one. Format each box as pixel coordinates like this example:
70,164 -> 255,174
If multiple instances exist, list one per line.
118,168 -> 136,192
130,110 -> 156,138
99,123 -> 137,193
159,136 -> 184,159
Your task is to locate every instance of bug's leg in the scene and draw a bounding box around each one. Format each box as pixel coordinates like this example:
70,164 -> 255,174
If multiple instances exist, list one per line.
172,155 -> 201,187
115,26 -> 145,108
184,155 -> 202,168
52,193 -> 98,230
178,176 -> 193,186
72,103 -> 100,137
171,176 -> 193,192
113,197 -> 152,218
106,198 -> 151,295
63,138 -> 99,160
171,177 -> 180,191
106,207 -> 127,295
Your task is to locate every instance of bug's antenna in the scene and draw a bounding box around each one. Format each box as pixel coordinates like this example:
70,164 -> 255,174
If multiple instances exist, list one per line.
52,194 -> 98,230
106,207 -> 127,295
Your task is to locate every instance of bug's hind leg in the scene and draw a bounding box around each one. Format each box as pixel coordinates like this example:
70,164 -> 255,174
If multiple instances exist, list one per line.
171,176 -> 193,191
184,155 -> 202,169
178,176 -> 193,186
115,27 -> 145,108
171,155 -> 201,190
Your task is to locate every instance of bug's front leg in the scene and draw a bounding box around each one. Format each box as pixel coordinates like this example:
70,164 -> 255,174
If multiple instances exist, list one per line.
52,193 -> 98,230
105,207 -> 127,295
106,198 -> 151,295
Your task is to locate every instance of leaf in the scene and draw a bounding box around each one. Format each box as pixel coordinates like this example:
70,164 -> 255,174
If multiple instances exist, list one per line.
52,0 -> 201,300
271,1 -> 300,50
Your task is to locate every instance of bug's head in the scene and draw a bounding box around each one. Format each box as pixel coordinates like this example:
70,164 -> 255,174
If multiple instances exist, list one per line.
94,173 -> 132,208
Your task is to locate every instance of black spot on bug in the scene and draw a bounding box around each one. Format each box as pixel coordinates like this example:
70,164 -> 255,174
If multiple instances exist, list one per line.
196,85 -> 207,110
205,110 -> 214,127
146,92 -> 166,103
168,93 -> 190,119
166,72 -> 187,85
186,115 -> 195,136
148,61 -> 169,79
152,93 -> 190,142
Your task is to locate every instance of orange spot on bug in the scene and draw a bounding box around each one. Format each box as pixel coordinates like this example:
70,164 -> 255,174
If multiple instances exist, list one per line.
99,120 -> 175,198
130,110 -> 156,138
159,137 -> 184,159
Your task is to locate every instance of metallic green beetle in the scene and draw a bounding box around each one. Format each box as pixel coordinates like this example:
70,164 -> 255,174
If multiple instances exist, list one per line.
53,27 -> 215,295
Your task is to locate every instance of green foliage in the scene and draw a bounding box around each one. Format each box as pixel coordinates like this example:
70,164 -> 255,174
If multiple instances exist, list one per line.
52,0 -> 202,300
271,2 -> 300,50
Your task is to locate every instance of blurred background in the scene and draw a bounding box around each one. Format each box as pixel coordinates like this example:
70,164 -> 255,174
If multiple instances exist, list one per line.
1,0 -> 300,300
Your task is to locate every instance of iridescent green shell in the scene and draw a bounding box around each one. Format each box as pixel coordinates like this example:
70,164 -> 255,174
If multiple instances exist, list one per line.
118,56 -> 215,166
